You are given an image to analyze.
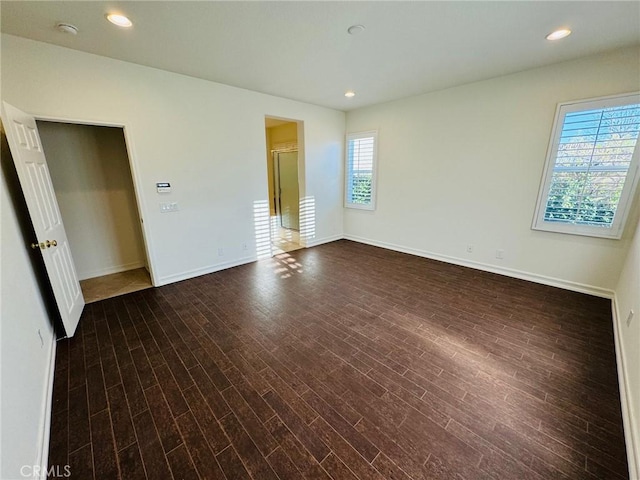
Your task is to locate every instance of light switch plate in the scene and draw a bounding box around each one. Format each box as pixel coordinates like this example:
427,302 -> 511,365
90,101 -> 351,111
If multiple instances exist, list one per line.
160,202 -> 179,213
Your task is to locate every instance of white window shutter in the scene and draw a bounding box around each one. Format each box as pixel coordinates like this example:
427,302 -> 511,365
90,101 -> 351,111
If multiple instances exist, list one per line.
533,93 -> 640,239
346,131 -> 377,210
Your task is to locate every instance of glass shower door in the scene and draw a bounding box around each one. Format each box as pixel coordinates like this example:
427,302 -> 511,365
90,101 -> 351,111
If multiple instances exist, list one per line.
275,151 -> 300,230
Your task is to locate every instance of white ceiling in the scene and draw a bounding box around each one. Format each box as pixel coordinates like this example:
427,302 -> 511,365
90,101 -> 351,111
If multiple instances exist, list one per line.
2,1 -> 639,111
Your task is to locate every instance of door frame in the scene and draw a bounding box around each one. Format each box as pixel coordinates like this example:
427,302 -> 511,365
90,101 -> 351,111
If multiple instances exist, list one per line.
264,116 -> 306,253
33,113 -> 158,286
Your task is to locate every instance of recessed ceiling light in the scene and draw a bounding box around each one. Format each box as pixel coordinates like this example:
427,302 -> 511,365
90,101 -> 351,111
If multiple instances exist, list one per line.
347,25 -> 365,35
106,14 -> 133,28
56,23 -> 78,35
546,28 -> 571,41
345,91 -> 356,98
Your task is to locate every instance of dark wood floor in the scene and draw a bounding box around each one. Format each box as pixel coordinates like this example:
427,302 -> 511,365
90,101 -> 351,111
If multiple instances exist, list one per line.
48,240 -> 629,479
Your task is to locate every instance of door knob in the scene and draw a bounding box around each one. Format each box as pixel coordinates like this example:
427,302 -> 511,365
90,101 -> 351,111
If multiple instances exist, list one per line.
32,240 -> 58,249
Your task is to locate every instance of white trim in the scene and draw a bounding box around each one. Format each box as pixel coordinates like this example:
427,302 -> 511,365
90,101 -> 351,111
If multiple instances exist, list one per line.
532,92 -> 640,240
343,234 -> 615,298
156,255 -> 258,286
157,235 -> 344,286
78,261 -> 146,281
304,234 -> 343,248
264,116 -> 306,266
33,114 -> 127,128
36,335 -> 57,479
612,295 -> 639,480
32,113 -> 159,287
345,130 -> 378,211
121,125 -> 158,287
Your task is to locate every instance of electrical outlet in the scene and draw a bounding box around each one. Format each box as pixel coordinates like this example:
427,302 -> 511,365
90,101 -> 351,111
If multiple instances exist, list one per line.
218,248 -> 224,256
466,244 -> 474,254
496,249 -> 504,260
627,310 -> 635,327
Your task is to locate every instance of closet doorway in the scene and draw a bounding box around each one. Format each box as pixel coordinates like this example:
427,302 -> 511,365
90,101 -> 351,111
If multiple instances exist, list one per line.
37,121 -> 152,303
265,117 -> 303,254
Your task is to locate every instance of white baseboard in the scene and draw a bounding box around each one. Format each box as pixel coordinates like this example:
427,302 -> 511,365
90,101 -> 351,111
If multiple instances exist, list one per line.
612,296 -> 639,480
37,335 -> 57,479
156,255 -> 258,286
79,261 -> 145,281
158,234 -> 613,299
343,234 -> 615,298
304,234 -> 343,248
156,236 -> 344,287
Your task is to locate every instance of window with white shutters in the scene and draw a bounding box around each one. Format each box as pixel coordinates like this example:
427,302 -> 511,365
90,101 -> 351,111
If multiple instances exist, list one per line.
533,93 -> 640,239
345,131 -> 377,210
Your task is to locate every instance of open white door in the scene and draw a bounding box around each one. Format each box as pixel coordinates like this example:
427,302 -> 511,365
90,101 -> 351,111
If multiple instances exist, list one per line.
2,102 -> 84,337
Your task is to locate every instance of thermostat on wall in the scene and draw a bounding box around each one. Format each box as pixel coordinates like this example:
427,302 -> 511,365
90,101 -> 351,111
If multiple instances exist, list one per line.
156,182 -> 171,193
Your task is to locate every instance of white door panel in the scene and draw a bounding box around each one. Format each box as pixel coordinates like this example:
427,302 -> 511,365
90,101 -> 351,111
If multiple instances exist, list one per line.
2,101 -> 84,337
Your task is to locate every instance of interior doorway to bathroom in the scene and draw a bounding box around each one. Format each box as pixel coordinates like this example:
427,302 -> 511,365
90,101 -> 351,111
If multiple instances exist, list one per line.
265,117 -> 303,254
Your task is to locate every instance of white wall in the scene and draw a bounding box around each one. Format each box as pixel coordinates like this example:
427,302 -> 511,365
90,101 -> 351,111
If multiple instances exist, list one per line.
3,32 -> 637,478
0,33 -> 343,477
38,122 -> 146,280
615,217 -> 640,479
1,34 -> 345,285
1,130 -> 56,480
345,46 -> 640,294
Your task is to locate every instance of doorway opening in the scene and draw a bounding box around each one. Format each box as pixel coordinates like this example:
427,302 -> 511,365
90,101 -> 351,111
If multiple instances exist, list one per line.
37,121 -> 152,303
265,117 -> 303,255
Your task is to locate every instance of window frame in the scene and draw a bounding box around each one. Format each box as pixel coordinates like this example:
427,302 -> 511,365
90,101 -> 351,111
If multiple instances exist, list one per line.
532,92 -> 640,240
345,130 -> 378,211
